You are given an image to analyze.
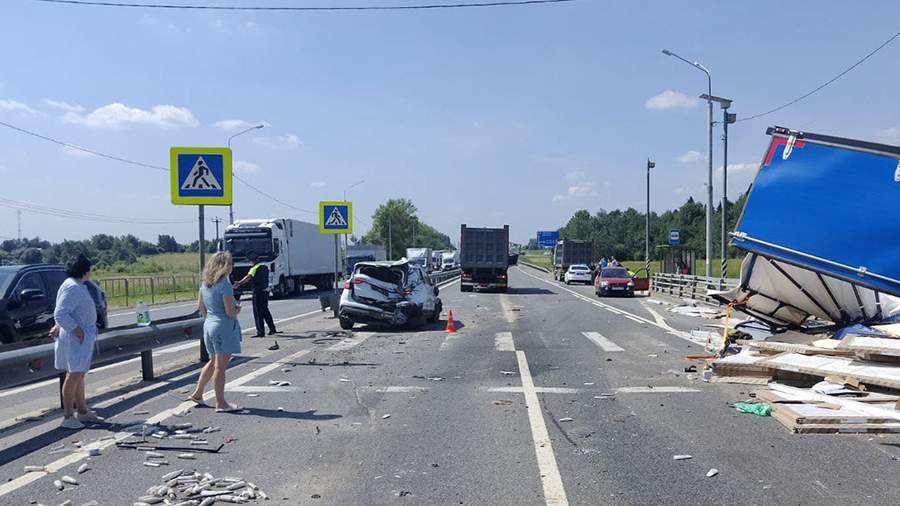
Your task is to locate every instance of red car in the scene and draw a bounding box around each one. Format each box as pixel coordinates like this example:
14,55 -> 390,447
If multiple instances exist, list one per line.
594,266 -> 634,297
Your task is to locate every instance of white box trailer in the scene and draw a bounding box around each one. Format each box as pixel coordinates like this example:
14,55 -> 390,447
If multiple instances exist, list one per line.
224,218 -> 335,297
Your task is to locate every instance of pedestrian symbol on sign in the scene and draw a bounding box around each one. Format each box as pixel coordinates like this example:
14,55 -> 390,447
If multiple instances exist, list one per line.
180,156 -> 222,190
325,207 -> 347,227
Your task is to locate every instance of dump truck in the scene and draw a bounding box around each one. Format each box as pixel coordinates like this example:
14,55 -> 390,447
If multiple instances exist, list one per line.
552,239 -> 594,281
460,224 -> 510,292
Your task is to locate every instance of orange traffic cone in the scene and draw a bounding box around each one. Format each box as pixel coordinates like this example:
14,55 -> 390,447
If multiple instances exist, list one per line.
445,309 -> 456,333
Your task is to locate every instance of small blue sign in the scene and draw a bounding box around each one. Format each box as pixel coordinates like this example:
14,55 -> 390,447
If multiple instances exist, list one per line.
170,147 -> 232,205
537,231 -> 559,248
319,201 -> 353,234
669,229 -> 681,246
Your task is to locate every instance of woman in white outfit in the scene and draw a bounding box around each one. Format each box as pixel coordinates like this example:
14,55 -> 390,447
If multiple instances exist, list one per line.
52,254 -> 103,429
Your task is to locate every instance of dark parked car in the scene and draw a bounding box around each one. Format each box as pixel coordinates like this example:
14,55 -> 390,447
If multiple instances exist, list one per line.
594,266 -> 635,297
0,264 -> 108,345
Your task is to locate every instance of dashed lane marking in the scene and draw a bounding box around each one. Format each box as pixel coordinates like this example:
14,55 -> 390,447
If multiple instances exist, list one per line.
581,331 -> 624,352
495,331 -> 515,352
375,386 -> 430,393
485,386 -> 580,394
616,386 -> 701,393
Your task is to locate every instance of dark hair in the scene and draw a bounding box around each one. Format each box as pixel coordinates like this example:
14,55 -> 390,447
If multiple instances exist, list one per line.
65,254 -> 92,279
247,251 -> 258,261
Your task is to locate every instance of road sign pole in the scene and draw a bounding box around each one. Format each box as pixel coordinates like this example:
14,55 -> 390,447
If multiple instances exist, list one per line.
334,235 -> 340,291
198,204 -> 209,363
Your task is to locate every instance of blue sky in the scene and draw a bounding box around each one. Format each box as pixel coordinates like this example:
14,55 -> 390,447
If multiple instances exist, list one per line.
1,0 -> 899,245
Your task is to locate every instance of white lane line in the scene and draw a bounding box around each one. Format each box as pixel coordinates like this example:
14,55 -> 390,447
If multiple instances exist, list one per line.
581,332 -> 624,352
0,310 -> 325,400
375,386 -> 430,393
495,331 -> 515,352
0,345 -> 315,498
228,385 -> 299,393
516,350 -> 569,506
616,386 -> 700,393
624,314 -> 645,324
486,386 -> 580,394
517,268 -> 701,346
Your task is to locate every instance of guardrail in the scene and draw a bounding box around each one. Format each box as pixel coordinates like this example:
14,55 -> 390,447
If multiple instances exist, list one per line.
651,273 -> 739,305
97,274 -> 200,308
519,261 -> 551,273
0,316 -> 203,401
430,268 -> 461,284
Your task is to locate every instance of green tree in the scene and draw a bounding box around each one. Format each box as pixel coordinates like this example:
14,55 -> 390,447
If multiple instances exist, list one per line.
362,199 -> 451,260
157,234 -> 181,253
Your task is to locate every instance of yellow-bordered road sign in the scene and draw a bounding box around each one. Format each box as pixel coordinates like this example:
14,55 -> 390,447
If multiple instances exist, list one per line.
319,201 -> 352,234
170,147 -> 233,205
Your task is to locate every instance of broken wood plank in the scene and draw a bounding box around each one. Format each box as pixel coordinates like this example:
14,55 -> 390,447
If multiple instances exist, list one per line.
761,353 -> 900,390
837,334 -> 900,358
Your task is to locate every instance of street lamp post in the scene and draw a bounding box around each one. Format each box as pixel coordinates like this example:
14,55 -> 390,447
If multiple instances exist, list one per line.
342,180 -> 365,276
226,124 -> 266,224
700,94 -> 736,279
662,49 -> 714,278
646,158 -> 655,275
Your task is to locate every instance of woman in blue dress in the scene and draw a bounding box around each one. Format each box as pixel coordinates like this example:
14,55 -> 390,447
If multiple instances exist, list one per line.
53,254 -> 103,429
188,251 -> 243,412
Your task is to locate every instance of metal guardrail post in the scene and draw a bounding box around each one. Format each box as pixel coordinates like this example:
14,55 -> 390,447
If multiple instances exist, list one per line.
124,278 -> 130,307
141,350 -> 154,381
172,275 -> 177,302
150,277 -> 156,304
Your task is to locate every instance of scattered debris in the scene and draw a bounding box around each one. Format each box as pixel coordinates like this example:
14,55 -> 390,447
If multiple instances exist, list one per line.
493,400 -> 513,406
584,382 -> 595,386
76,463 -> 89,474
61,475 -> 78,485
176,453 -> 196,460
338,378 -> 351,382
133,410 -> 150,415
246,393 -> 260,397
500,371 -> 516,376
706,468 -> 719,477
673,455 -> 692,460
53,479 -> 64,490
134,469 -> 270,505
735,402 -> 772,417
381,414 -> 391,419
558,417 -> 574,423
277,407 -> 285,412
24,465 -> 45,472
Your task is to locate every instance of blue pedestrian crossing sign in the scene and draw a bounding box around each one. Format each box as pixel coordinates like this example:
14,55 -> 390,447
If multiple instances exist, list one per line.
170,147 -> 232,205
319,201 -> 353,234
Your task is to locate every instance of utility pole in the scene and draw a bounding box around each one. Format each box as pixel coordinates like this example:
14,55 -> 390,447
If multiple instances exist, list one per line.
198,204 -> 209,363
16,210 -> 22,240
645,159 -> 655,275
388,216 -> 392,260
212,216 -> 222,244
721,107 -> 737,278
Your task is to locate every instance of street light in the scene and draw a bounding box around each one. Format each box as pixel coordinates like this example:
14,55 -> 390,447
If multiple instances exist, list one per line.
226,123 -> 266,224
662,48 -> 714,278
341,179 -> 365,277
646,158 -> 655,275
701,94 -> 736,278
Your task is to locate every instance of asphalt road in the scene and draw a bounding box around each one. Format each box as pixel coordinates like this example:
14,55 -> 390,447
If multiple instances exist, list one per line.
1,267 -> 899,505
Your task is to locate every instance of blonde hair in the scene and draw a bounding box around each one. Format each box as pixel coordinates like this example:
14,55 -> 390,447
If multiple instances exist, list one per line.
203,251 -> 233,287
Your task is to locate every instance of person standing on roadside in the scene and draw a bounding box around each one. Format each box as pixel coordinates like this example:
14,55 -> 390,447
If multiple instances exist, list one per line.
234,251 -> 278,337
52,254 -> 103,429
189,251 -> 243,412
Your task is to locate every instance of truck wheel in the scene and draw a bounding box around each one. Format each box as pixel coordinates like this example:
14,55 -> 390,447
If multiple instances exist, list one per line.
461,285 -> 472,293
339,317 -> 354,330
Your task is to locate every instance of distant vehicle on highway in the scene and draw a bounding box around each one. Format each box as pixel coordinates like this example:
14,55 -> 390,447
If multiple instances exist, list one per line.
460,224 -> 510,292
346,244 -> 387,275
563,264 -> 592,285
224,218 -> 335,298
594,266 -> 635,297
0,264 -> 107,344
553,239 -> 593,281
441,250 -> 459,271
338,259 -> 442,330
405,248 -> 433,272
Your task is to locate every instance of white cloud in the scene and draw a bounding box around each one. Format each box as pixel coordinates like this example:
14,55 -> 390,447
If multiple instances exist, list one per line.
0,99 -> 42,117
677,150 -> 703,163
567,182 -> 597,197
252,133 -> 302,150
234,160 -> 261,174
42,98 -> 85,113
310,181 -> 326,189
877,126 -> 900,144
716,162 -> 759,175
62,146 -> 96,158
64,103 -> 199,129
645,90 -> 698,110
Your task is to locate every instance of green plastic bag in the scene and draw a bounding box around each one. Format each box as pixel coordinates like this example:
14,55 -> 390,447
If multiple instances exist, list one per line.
735,402 -> 772,416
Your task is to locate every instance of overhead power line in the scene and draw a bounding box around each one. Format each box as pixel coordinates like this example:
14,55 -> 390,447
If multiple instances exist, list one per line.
34,0 -> 576,11
738,30 -> 900,123
0,119 -> 314,215
0,196 -> 195,224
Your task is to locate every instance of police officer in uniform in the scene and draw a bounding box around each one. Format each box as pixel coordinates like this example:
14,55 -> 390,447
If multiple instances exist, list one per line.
234,252 -> 279,337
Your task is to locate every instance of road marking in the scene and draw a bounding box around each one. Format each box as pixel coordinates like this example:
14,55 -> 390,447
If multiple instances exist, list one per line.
516,350 -> 569,506
327,332 -> 372,351
581,332 -> 624,352
439,333 -> 460,351
0,345 -> 315,498
486,386 -> 580,394
499,293 -> 517,323
518,268 -> 701,346
624,314 -> 645,324
495,331 -> 515,352
375,386 -> 430,393
616,386 -> 701,393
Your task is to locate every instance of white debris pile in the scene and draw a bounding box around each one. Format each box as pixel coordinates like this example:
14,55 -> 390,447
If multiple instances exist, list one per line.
133,469 -> 270,505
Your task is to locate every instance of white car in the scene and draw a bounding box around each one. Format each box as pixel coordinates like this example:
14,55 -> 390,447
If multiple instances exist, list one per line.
338,260 -> 443,330
563,264 -> 593,285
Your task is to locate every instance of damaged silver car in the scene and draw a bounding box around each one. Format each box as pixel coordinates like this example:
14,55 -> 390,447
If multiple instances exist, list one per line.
338,260 -> 443,330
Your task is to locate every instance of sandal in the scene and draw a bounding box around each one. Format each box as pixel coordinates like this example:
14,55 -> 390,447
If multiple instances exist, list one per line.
215,404 -> 244,413
187,396 -> 210,407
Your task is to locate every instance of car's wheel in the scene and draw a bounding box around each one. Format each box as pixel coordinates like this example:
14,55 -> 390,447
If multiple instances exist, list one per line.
461,285 -> 472,292
339,317 -> 354,330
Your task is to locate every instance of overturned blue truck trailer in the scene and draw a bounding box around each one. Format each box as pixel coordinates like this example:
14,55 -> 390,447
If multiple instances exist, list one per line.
715,126 -> 900,330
